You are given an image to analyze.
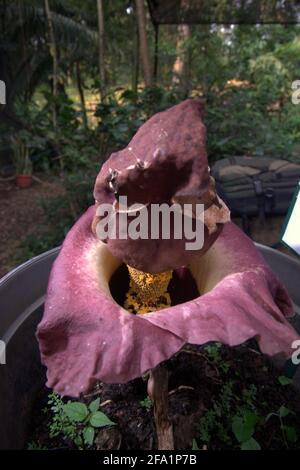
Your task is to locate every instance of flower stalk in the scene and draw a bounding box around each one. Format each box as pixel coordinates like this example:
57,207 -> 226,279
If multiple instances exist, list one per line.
125,265 -> 174,449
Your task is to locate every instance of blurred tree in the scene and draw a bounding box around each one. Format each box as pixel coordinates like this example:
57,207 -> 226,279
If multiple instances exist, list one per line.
172,0 -> 192,96
172,24 -> 191,96
0,0 -> 300,167
75,61 -> 88,129
44,0 -> 58,129
96,0 -> 106,100
135,0 -> 152,86
0,0 -> 97,128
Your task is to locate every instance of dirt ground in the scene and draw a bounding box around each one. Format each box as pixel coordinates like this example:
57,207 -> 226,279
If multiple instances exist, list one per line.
0,177 -> 296,280
28,342 -> 300,450
0,176 -> 64,279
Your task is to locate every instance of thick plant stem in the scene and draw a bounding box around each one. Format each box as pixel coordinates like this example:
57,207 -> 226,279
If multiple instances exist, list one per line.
126,265 -> 174,449
147,366 -> 174,450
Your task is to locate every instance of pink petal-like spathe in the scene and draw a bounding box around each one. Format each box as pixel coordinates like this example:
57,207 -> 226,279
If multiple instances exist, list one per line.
37,205 -> 299,397
92,99 -> 230,273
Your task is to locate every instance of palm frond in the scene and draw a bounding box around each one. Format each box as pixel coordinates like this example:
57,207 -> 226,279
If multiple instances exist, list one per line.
0,1 -> 97,104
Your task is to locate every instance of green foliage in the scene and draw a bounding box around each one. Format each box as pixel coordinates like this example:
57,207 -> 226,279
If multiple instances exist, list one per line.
0,1 -> 97,105
282,426 -> 298,444
27,441 -> 47,450
1,2 -> 300,173
197,380 -> 236,446
46,392 -> 115,449
232,410 -> 261,450
197,382 -> 298,450
3,11 -> 300,270
47,392 -> 80,446
89,411 -> 115,428
240,437 -> 261,450
266,405 -> 297,448
199,344 -> 259,448
204,342 -> 222,362
249,53 -> 289,105
10,132 -> 33,174
201,24 -> 300,163
194,343 -> 299,450
12,94 -> 99,173
204,342 -> 230,373
63,402 -> 89,422
192,438 -> 200,450
196,378 -> 261,449
140,397 -> 153,411
278,376 -> 293,386
279,405 -> 292,418
95,86 -> 180,150
206,87 -> 300,162
242,384 -> 258,409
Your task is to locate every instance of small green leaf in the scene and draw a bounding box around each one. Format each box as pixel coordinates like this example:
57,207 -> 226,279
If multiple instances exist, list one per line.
90,411 -> 115,428
278,376 -> 293,386
74,434 -> 84,448
243,411 -> 259,428
192,439 -> 200,450
241,438 -> 261,450
83,426 -> 95,446
279,405 -> 291,418
283,426 -> 297,444
89,398 -> 100,413
232,416 -> 255,443
140,397 -> 152,410
64,402 -> 88,422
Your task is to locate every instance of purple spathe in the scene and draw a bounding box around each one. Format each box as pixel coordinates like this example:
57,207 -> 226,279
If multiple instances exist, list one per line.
37,205 -> 299,397
92,99 -> 230,273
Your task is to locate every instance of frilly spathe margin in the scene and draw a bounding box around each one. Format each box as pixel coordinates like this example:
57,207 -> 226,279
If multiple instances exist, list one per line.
37,206 -> 299,397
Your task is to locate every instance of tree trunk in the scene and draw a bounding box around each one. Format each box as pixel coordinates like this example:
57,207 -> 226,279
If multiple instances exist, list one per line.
96,0 -> 106,100
76,61 -> 88,129
153,24 -> 159,85
135,0 -> 152,87
147,366 -> 174,450
18,1 -> 30,102
131,15 -> 139,93
44,0 -> 58,129
172,23 -> 191,96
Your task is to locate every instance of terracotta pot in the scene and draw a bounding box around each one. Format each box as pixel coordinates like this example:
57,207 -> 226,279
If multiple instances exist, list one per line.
15,174 -> 32,189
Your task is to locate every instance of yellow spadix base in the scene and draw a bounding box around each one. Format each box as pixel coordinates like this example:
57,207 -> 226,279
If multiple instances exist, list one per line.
124,266 -> 172,315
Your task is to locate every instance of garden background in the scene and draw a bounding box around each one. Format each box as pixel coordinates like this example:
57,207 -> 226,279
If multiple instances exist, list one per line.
0,0 -> 300,277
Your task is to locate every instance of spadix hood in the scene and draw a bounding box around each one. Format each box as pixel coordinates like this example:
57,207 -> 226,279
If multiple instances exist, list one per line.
92,99 -> 230,273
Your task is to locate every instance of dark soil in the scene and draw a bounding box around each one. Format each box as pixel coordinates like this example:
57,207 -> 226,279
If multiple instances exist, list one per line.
27,341 -> 300,450
0,176 -> 64,278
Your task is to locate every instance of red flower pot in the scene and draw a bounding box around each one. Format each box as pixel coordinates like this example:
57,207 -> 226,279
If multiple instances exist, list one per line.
15,174 -> 33,189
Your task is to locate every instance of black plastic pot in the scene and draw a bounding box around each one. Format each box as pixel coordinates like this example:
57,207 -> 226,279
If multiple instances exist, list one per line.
0,245 -> 299,449
0,248 -> 58,450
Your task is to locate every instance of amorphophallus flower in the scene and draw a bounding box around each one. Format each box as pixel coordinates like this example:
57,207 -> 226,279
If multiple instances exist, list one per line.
37,100 -> 299,434
92,99 -> 230,273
